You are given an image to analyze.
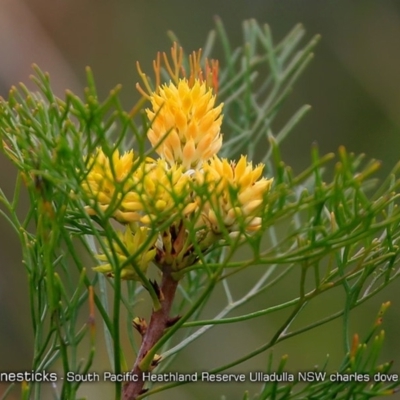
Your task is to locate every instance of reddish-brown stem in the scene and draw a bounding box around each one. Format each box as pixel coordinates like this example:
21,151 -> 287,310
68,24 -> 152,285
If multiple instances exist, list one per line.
122,268 -> 179,400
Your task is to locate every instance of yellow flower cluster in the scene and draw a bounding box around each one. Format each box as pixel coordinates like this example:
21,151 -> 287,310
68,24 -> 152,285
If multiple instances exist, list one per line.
146,79 -> 223,170
120,159 -> 197,225
94,226 -> 156,281
82,45 -> 273,279
81,148 -> 139,223
196,156 -> 273,233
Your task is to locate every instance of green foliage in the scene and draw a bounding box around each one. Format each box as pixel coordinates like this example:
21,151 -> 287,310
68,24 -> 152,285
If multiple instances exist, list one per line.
0,18 -> 399,400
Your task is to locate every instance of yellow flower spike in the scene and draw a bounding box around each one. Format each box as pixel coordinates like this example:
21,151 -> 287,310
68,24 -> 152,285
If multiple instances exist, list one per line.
136,44 -> 222,170
120,159 -> 198,225
81,148 -> 143,223
146,79 -> 223,170
196,155 -> 273,234
94,226 -> 156,282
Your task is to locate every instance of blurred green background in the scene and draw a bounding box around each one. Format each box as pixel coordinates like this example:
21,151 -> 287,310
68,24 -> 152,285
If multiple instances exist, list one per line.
1,1 -> 400,399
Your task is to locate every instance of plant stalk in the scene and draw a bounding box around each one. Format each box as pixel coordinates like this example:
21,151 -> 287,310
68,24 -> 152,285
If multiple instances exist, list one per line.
122,267 -> 179,400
